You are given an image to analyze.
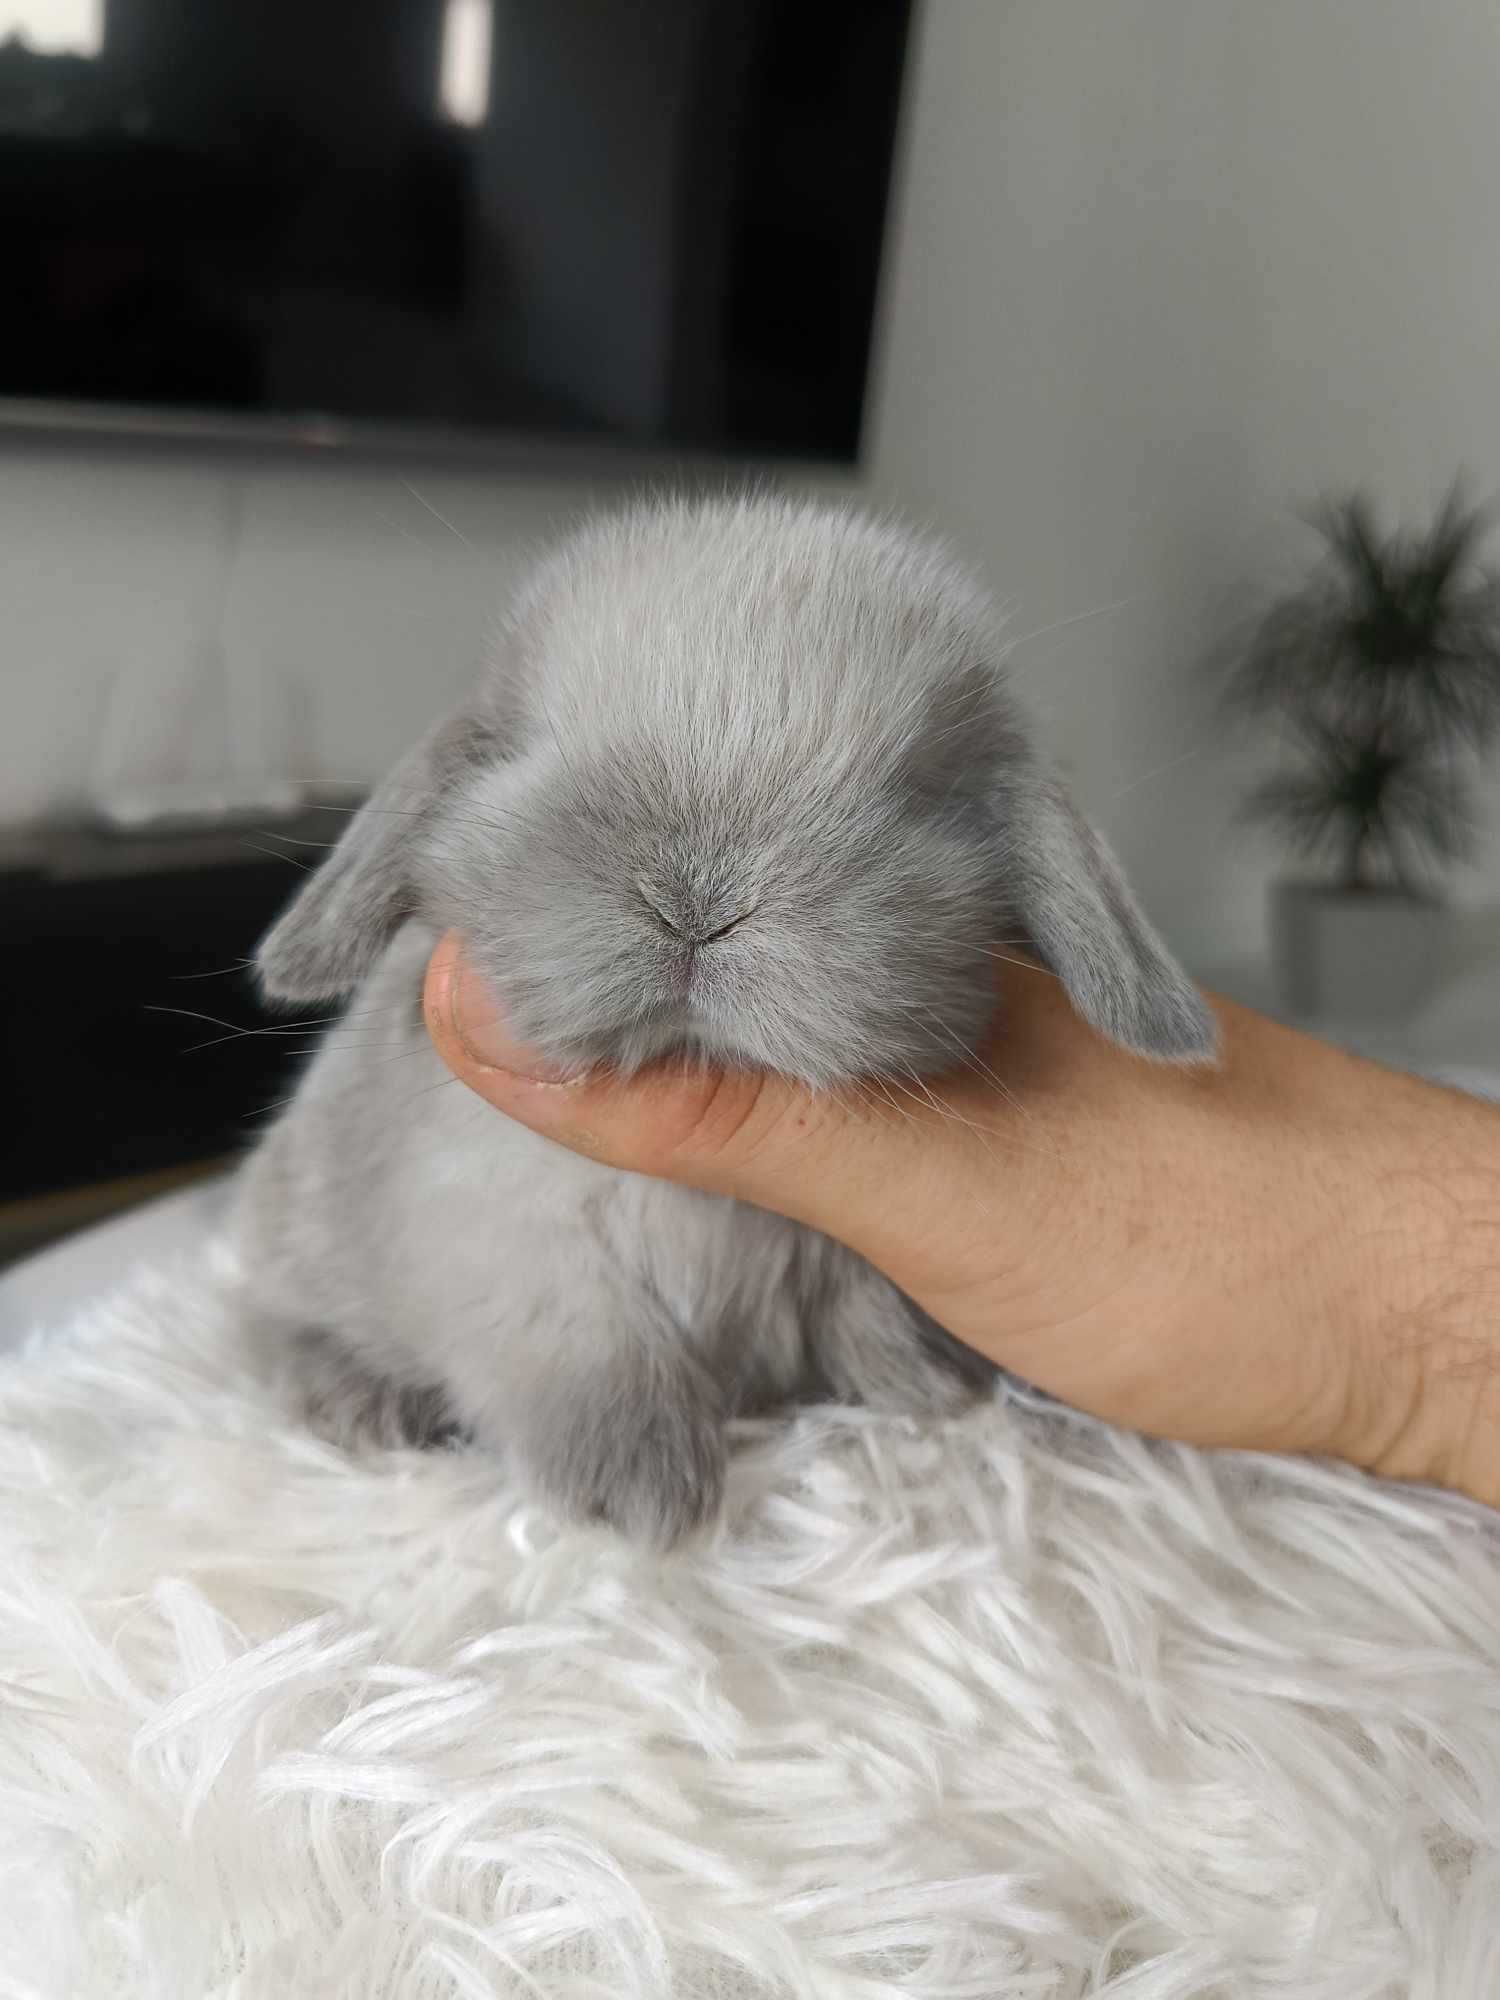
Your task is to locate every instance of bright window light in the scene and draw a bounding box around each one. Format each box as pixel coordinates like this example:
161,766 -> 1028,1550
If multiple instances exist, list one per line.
439,0 -> 491,128
0,0 -> 103,56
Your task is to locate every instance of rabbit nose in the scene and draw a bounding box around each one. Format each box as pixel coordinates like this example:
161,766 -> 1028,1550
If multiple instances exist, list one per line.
637,884 -> 754,947
687,908 -> 756,946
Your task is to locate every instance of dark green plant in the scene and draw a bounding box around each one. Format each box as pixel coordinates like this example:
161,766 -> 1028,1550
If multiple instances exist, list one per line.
1229,485 -> 1500,893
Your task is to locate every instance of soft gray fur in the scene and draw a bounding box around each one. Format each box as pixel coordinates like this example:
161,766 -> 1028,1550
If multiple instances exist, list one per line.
239,498 -> 1214,1546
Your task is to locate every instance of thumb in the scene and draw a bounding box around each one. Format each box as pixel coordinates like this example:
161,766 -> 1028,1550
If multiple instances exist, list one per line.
421,931 -> 961,1258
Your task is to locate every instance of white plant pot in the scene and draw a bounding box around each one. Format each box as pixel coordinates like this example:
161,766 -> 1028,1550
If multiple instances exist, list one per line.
1270,883 -> 1452,1025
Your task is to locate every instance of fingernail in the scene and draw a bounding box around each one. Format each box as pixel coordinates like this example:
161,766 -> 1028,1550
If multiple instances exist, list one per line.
448,961 -> 573,1084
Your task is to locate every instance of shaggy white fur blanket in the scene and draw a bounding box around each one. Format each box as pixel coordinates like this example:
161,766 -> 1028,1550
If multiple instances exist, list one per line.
1,1243 -> 1498,2000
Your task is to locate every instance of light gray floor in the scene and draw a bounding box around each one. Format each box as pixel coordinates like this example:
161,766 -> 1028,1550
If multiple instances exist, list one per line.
0,1177 -> 234,1354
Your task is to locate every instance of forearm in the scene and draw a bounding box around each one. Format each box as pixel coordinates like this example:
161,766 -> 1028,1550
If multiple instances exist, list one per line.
920,987 -> 1500,1505
1330,1063 -> 1500,1503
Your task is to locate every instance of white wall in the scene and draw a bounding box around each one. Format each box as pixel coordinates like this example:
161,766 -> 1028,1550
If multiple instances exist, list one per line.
4,0 -> 1499,975
0,446 -> 695,825
1231,0 -> 1500,948
1235,0 -> 1500,514
869,0 -> 1260,965
870,0 -> 1500,967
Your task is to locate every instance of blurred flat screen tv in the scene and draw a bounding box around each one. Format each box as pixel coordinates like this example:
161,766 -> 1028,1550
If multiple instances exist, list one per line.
0,0 -> 912,461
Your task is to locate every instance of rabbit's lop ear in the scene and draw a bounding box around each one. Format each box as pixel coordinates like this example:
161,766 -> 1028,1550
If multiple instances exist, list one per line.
257,707 -> 493,1005
1009,776 -> 1217,1063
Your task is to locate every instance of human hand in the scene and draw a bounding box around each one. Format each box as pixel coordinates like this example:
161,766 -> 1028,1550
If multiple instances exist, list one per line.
424,931 -> 1500,1506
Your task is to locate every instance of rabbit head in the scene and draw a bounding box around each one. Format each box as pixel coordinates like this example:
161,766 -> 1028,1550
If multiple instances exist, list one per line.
258,498 -> 1215,1085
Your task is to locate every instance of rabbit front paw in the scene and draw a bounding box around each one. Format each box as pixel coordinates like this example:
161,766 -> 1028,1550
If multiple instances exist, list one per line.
518,1347 -> 727,1550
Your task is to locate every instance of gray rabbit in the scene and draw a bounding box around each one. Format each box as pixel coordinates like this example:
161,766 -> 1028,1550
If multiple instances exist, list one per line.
238,497 -> 1214,1545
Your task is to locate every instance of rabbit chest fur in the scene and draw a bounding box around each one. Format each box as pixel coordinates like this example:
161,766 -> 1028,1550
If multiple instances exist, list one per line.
239,925 -> 987,1546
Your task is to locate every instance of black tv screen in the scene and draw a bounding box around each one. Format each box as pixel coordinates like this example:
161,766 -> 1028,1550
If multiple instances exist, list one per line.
0,0 -> 911,461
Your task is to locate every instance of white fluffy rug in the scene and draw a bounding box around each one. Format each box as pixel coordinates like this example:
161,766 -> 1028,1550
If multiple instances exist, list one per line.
2,1244 -> 1499,2000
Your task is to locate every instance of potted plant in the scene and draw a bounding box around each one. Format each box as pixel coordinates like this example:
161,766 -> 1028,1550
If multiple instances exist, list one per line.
1228,485 -> 1500,1023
